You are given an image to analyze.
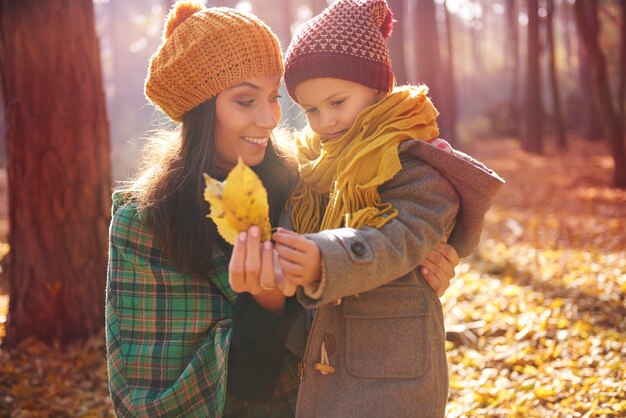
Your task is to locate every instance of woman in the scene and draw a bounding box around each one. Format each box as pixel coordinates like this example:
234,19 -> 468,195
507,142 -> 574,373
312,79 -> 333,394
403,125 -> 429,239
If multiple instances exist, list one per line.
105,2 -> 458,417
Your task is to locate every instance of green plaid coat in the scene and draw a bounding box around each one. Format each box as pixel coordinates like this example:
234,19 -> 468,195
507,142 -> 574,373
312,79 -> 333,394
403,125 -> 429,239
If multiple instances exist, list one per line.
106,193 -> 300,417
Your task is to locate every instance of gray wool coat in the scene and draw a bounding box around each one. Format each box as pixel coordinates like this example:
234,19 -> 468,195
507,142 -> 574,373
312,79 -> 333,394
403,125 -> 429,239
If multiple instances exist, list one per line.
281,140 -> 504,418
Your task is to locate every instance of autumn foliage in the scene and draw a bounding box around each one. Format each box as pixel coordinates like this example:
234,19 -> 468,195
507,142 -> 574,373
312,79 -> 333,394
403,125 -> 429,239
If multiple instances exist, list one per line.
443,138 -> 626,417
0,137 -> 625,415
204,158 -> 273,245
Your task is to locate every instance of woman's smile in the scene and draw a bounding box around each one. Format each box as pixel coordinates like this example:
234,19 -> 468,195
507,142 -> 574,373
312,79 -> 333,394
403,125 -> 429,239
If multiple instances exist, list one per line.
241,136 -> 270,146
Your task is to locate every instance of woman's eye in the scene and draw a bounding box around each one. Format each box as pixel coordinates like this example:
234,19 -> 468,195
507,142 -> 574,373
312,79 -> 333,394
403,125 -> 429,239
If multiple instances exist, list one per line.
304,108 -> 317,115
331,99 -> 345,107
237,99 -> 255,107
271,94 -> 282,102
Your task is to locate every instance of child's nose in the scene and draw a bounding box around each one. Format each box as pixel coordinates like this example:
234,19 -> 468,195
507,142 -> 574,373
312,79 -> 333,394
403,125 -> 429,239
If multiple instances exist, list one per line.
320,112 -> 337,130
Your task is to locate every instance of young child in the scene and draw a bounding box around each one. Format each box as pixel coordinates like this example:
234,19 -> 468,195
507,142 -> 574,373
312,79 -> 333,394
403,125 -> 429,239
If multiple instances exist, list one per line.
271,0 -> 505,416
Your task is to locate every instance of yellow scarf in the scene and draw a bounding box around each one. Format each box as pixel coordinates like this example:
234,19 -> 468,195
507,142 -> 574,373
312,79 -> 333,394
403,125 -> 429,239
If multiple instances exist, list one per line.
291,85 -> 440,234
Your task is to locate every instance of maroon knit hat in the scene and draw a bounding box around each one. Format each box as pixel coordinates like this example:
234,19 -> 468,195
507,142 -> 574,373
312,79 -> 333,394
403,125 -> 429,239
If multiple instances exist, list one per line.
284,0 -> 395,103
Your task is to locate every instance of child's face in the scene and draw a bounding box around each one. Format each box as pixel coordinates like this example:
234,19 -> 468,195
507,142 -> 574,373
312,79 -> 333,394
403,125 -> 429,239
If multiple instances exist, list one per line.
295,78 -> 386,142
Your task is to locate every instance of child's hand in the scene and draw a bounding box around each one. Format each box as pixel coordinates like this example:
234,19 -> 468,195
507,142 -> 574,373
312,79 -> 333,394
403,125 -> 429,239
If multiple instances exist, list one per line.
420,239 -> 459,297
273,228 -> 322,287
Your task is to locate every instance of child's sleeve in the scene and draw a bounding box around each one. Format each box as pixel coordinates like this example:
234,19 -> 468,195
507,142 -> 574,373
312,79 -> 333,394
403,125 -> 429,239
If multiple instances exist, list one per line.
298,157 -> 460,308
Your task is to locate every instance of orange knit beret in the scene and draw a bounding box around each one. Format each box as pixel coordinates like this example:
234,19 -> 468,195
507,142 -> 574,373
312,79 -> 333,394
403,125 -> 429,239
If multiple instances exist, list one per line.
145,2 -> 284,122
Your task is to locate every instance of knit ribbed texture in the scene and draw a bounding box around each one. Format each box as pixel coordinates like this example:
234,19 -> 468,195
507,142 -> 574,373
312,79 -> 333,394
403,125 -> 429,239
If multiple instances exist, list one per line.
284,0 -> 395,102
145,2 -> 284,122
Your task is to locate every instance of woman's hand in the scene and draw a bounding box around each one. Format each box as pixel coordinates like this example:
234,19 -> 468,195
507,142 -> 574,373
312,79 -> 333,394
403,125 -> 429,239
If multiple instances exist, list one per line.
229,225 -> 285,314
420,240 -> 459,297
272,228 -> 322,288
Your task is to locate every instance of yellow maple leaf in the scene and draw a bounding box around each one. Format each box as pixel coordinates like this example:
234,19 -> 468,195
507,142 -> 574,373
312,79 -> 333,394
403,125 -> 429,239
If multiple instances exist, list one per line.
203,174 -> 224,216
203,157 -> 272,245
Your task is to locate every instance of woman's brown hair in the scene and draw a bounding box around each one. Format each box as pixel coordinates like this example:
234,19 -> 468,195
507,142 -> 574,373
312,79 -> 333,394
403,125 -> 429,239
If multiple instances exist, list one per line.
119,97 -> 298,275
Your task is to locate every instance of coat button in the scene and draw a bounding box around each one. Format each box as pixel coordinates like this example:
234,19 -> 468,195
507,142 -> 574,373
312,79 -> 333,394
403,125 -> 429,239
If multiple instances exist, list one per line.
314,362 -> 336,374
350,241 -> 367,257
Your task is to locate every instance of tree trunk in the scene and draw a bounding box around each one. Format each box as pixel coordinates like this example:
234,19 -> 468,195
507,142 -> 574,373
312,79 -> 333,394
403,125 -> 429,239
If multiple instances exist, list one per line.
617,1 -> 626,138
574,0 -> 626,188
561,0 -> 576,77
577,1 -> 603,140
524,0 -> 543,154
470,16 -> 483,78
387,0 -> 408,84
414,0 -> 440,94
546,0 -> 566,149
560,0 -> 578,128
506,0 -> 520,137
0,0 -> 112,346
414,0 -> 450,138
441,0 -> 457,145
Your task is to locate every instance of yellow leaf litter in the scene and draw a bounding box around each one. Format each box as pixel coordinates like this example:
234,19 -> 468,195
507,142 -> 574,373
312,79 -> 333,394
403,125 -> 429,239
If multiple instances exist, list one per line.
0,137 -> 624,416
444,138 -> 626,417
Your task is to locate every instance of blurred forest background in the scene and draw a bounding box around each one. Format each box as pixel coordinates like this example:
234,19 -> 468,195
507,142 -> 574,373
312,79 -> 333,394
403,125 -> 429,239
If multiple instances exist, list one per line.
46,0 -> 626,182
0,0 -> 625,416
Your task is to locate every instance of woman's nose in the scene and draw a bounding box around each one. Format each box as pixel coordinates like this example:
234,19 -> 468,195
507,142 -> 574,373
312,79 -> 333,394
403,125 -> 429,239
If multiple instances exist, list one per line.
255,102 -> 280,129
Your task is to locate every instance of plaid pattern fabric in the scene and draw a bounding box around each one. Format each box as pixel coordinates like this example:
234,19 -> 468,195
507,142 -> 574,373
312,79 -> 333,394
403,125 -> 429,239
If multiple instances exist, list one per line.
106,193 -> 300,417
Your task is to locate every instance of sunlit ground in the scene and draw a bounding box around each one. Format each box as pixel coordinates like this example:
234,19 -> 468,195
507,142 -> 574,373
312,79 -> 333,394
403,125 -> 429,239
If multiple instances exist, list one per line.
0,137 -> 624,416
443,137 -> 626,417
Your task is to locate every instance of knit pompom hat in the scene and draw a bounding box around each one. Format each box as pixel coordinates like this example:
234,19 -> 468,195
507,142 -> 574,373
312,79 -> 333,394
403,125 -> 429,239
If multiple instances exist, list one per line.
145,2 -> 284,122
284,0 -> 395,103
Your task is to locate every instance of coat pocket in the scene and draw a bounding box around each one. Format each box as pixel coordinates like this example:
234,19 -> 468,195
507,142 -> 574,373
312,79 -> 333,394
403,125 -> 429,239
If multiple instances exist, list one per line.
343,286 -> 430,379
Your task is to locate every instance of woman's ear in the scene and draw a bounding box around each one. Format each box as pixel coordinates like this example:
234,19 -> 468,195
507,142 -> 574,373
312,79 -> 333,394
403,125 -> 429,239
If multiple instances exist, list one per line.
376,90 -> 389,101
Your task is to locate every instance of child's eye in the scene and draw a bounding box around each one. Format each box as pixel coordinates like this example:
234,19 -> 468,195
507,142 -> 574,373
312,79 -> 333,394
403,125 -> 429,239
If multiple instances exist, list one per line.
331,99 -> 345,107
304,108 -> 318,115
271,94 -> 282,102
237,99 -> 255,107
